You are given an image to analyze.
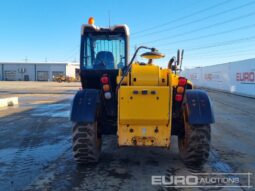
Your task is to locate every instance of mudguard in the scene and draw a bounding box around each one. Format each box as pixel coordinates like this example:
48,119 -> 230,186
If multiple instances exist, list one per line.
185,90 -> 215,125
70,89 -> 100,123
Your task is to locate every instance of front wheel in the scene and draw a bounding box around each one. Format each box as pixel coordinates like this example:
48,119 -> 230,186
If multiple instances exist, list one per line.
178,123 -> 211,167
72,122 -> 102,164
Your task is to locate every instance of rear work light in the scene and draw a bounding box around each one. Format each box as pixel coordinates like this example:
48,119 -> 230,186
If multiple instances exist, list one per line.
175,94 -> 183,102
177,86 -> 184,93
178,77 -> 187,86
101,76 -> 109,84
103,84 -> 110,92
104,92 -> 112,99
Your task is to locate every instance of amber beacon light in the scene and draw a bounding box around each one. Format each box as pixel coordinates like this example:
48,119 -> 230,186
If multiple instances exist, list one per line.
88,17 -> 95,25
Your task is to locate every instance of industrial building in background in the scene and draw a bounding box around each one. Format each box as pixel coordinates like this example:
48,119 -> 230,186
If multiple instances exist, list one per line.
0,62 -> 80,81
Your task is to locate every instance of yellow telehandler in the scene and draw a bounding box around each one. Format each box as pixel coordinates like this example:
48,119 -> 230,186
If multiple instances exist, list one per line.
70,17 -> 214,167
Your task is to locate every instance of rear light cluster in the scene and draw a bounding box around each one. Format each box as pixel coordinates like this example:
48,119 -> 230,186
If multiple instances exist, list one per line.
101,74 -> 112,100
175,77 -> 187,102
101,76 -> 109,84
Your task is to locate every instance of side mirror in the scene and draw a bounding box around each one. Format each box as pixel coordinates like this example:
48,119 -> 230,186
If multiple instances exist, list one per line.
176,49 -> 184,66
177,49 -> 181,65
171,65 -> 177,71
180,49 -> 184,69
168,56 -> 176,69
181,49 -> 184,61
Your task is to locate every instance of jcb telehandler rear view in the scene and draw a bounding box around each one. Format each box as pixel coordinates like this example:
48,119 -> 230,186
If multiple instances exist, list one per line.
71,17 -> 214,167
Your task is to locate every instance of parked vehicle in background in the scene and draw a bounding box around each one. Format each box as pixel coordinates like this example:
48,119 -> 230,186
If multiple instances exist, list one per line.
53,74 -> 76,83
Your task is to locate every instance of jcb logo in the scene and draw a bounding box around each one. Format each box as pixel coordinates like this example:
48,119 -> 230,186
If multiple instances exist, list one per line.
236,72 -> 255,82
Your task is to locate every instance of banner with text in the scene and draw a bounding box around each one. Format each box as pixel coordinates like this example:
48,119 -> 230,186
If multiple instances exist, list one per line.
181,58 -> 255,97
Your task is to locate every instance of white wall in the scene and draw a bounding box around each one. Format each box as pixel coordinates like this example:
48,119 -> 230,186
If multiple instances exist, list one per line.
66,64 -> 79,78
182,58 -> 255,98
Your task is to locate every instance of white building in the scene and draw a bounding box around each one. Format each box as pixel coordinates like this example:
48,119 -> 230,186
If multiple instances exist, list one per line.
0,62 -> 79,81
181,58 -> 255,98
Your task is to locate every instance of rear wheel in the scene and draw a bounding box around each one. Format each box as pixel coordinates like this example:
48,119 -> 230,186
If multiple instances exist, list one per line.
72,122 -> 102,164
178,110 -> 211,167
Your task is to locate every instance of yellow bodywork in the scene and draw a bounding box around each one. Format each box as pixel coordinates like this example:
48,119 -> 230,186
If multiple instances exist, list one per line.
117,63 -> 181,147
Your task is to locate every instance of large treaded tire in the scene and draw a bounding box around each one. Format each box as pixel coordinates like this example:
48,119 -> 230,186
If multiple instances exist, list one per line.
178,125 -> 211,167
72,123 -> 101,164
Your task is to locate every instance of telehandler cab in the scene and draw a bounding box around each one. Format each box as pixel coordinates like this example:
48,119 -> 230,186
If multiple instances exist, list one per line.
71,17 -> 214,167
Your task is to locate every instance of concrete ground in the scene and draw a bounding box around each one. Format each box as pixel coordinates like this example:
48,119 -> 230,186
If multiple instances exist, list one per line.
0,82 -> 254,191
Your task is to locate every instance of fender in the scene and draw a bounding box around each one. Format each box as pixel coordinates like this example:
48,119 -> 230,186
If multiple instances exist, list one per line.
70,89 -> 100,123
185,90 -> 215,125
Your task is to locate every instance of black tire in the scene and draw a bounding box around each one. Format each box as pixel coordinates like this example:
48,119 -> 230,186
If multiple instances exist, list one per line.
72,123 -> 102,164
178,124 -> 211,167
